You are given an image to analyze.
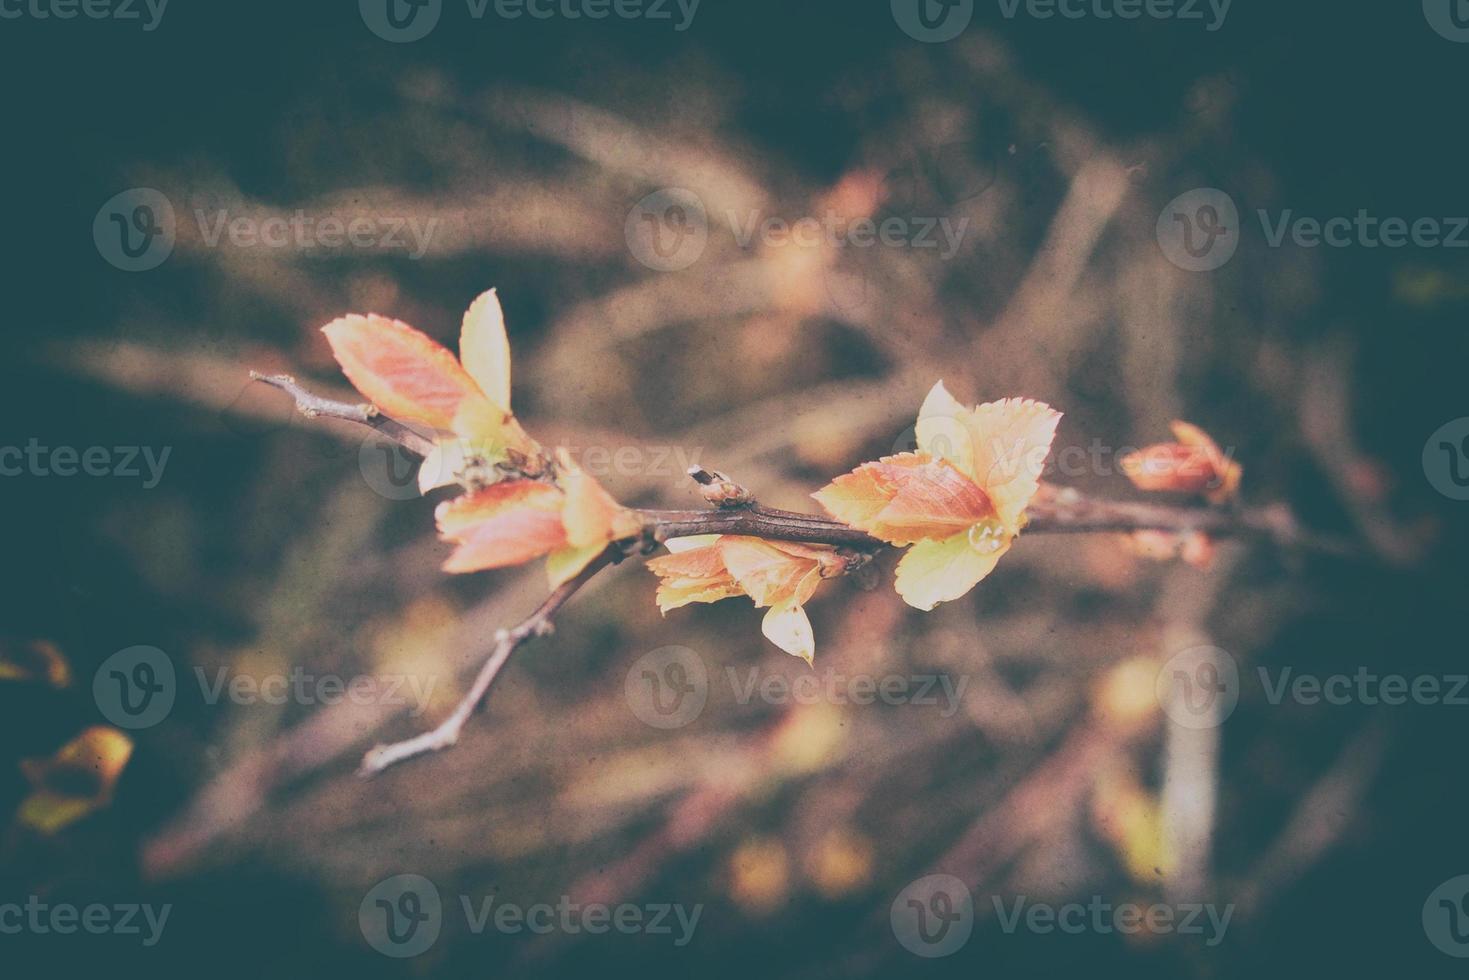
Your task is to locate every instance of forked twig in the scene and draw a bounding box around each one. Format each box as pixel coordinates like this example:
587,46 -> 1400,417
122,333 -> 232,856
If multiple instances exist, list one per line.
253,372 -> 1359,774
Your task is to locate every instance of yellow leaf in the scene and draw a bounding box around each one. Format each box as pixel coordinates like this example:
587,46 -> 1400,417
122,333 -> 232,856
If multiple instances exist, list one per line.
761,602 -> 815,664
664,534 -> 721,553
916,380 -> 975,474
556,448 -> 632,549
459,288 -> 513,411
546,541 -> 607,588
893,531 -> 1005,611
17,726 -> 133,835
0,639 -> 71,688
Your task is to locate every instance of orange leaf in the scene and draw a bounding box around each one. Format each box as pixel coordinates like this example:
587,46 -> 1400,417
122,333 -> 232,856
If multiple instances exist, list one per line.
1120,422 -> 1240,503
555,448 -> 637,548
434,481 -> 568,573
718,538 -> 827,608
959,396 -> 1062,530
322,313 -> 492,432
812,452 -> 992,545
647,541 -> 743,611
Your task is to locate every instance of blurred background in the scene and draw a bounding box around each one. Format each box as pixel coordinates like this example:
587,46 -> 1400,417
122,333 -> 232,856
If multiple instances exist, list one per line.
2,1 -> 1467,976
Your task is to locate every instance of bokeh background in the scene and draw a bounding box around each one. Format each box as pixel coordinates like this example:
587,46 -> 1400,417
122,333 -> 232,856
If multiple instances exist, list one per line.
3,1 -> 1467,976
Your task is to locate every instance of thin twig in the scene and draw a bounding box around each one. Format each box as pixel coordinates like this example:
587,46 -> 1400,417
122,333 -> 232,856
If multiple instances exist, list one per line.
251,372 -> 1353,554
252,372 -> 1360,777
358,545 -> 620,776
250,372 -> 438,458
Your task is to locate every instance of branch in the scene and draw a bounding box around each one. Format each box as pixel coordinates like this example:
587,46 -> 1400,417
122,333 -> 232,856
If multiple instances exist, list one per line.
358,544 -> 620,776
250,372 -> 1359,776
640,470 -> 1354,556
250,372 -> 438,458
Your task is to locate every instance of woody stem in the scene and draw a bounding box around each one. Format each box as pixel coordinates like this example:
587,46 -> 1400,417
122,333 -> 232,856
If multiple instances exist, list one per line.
252,372 -> 1360,777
